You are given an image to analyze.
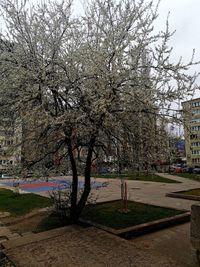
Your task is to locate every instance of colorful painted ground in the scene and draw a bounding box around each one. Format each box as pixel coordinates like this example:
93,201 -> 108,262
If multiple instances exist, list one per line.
0,180 -> 106,193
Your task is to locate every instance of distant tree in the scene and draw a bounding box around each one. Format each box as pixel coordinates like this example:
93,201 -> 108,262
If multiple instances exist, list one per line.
0,0 -> 198,222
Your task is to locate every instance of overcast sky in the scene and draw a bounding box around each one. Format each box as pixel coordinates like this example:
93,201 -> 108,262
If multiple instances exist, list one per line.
73,0 -> 200,63
1,0 -> 200,97
155,0 -> 200,75
154,0 -> 200,99
75,0 -> 200,101
153,0 -> 200,135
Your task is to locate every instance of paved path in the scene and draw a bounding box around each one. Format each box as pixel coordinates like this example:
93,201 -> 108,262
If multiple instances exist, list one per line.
2,173 -> 200,211
1,173 -> 200,266
85,173 -> 200,211
131,222 -> 199,267
36,173 -> 200,211
0,212 -> 20,243
126,173 -> 200,210
3,224 -> 199,267
3,226 -> 194,267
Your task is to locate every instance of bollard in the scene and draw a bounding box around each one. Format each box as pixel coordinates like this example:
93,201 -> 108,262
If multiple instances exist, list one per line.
191,203 -> 200,263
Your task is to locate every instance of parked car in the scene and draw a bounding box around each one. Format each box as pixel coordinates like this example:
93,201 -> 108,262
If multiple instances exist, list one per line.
66,170 -> 72,175
174,166 -> 183,173
27,172 -> 34,177
169,164 -> 187,173
97,167 -> 109,174
181,166 -> 189,173
0,174 -> 13,179
193,167 -> 200,174
182,166 -> 193,173
169,165 -> 176,173
188,167 -> 194,173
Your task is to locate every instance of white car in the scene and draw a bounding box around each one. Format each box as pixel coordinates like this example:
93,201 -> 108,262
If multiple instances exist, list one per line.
1,174 -> 13,179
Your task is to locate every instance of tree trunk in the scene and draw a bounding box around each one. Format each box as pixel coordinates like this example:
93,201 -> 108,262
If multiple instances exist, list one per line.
67,134 -> 96,223
66,137 -> 78,223
75,136 -> 96,222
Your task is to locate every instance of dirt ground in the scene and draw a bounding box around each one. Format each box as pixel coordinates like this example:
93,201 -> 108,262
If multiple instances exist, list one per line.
1,211 -> 48,234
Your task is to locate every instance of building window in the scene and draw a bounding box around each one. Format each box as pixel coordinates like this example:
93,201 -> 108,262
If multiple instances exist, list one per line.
190,126 -> 200,131
191,142 -> 200,147
190,118 -> 200,123
192,109 -> 200,114
190,134 -> 198,139
191,102 -> 200,107
192,150 -> 200,155
192,158 -> 200,163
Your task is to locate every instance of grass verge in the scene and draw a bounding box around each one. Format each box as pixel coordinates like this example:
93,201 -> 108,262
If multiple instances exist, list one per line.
34,213 -> 71,233
34,200 -> 184,232
179,188 -> 200,196
82,200 -> 183,229
92,173 -> 179,183
0,188 -> 52,216
175,173 -> 200,182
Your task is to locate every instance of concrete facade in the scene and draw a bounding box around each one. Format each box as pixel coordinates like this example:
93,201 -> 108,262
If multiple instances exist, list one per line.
0,117 -> 17,174
182,98 -> 200,166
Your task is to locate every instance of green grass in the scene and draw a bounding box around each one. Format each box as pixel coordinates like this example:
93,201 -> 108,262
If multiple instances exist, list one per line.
175,173 -> 200,182
34,213 -> 71,233
0,189 -> 52,216
81,200 -> 183,229
179,188 -> 200,196
33,200 -> 183,232
92,173 -> 179,183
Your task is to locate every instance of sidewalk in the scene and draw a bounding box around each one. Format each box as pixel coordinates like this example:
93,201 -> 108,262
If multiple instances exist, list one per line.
3,223 -> 199,267
3,173 -> 199,211
86,172 -> 200,210
1,173 -> 200,266
131,222 -> 199,267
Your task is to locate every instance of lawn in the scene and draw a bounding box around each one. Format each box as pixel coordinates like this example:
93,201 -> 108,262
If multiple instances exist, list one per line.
34,200 -> 183,232
34,213 -> 71,233
0,188 -> 52,216
179,188 -> 200,196
81,200 -> 183,229
92,173 -> 179,183
175,173 -> 200,182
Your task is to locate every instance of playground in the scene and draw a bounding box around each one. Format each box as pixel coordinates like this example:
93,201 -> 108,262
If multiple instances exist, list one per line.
0,179 -> 106,193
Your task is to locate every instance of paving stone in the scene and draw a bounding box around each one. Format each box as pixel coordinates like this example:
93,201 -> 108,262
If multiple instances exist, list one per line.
2,173 -> 200,266
5,227 -> 180,267
0,212 -> 10,218
21,232 -> 33,237
7,233 -> 21,240
2,225 -> 83,250
0,227 -> 12,237
0,238 -> 8,244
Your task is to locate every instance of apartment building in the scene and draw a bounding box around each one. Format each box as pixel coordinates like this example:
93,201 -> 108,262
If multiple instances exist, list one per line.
182,98 -> 200,166
0,117 -> 16,174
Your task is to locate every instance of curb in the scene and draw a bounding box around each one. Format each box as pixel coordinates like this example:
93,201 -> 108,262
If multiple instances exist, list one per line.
80,200 -> 190,239
166,190 -> 200,201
